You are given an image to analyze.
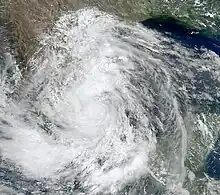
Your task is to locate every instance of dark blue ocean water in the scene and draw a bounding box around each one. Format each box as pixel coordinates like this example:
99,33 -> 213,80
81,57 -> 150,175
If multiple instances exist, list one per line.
141,17 -> 220,180
141,17 -> 220,56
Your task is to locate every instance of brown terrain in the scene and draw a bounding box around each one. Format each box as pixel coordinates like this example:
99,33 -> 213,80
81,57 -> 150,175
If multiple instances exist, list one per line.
0,0 -> 147,62
1,0 -> 85,61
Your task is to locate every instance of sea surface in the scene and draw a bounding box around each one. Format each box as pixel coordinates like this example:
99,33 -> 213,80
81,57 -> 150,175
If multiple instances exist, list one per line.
0,1 -> 220,195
